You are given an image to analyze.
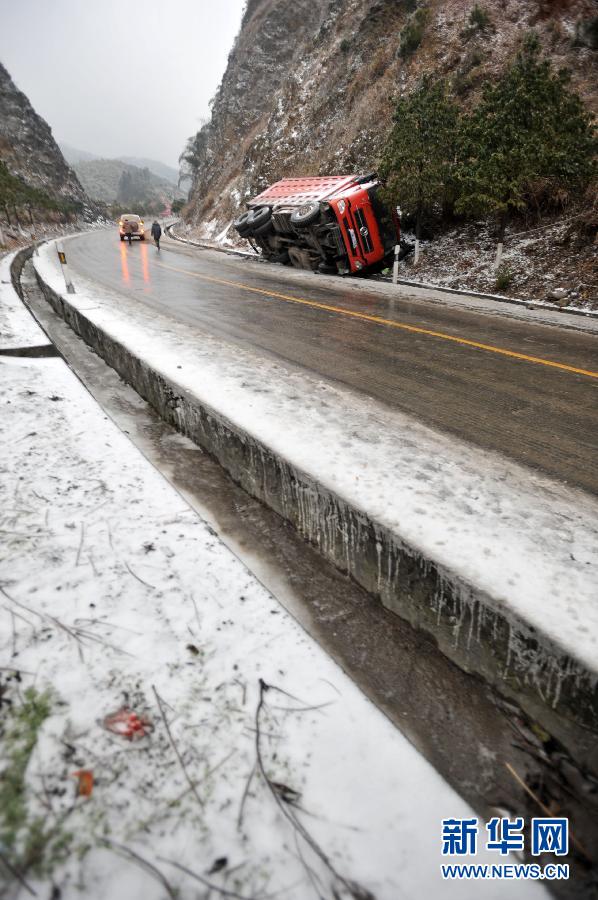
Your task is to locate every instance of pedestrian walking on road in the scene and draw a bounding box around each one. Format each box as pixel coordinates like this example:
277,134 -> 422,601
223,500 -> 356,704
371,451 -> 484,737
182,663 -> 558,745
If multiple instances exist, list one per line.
126,231 -> 132,246
151,220 -> 162,250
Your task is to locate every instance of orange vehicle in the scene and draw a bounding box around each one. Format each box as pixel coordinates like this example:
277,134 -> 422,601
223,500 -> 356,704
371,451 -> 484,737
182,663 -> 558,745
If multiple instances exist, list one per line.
233,174 -> 404,275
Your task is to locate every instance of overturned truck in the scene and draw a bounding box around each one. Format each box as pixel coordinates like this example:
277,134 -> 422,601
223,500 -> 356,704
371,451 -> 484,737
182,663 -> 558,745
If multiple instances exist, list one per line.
233,174 -> 407,276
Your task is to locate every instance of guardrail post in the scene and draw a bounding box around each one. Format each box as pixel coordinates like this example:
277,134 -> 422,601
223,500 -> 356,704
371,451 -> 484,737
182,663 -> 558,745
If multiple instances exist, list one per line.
57,242 -> 76,294
392,244 -> 400,285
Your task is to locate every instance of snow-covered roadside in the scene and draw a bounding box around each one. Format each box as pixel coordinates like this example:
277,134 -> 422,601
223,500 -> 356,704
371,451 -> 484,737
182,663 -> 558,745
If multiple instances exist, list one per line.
34,240 -> 598,679
0,252 -> 52,348
0,257 -> 546,899
396,219 -> 597,313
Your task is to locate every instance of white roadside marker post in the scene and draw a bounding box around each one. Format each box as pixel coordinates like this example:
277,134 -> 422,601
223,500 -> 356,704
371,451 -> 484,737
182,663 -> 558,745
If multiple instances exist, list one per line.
57,242 -> 76,294
494,241 -> 504,270
392,244 -> 400,285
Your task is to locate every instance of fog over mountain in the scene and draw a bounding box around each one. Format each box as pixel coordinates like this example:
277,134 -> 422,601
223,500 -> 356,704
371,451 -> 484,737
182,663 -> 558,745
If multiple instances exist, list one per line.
0,0 -> 245,170
60,143 -> 180,186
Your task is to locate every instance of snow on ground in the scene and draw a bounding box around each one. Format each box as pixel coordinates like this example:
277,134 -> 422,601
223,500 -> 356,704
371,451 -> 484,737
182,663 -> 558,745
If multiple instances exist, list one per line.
0,220 -> 101,257
0,254 -> 548,899
34,241 -> 598,681
396,218 -> 597,312
0,253 -> 50,348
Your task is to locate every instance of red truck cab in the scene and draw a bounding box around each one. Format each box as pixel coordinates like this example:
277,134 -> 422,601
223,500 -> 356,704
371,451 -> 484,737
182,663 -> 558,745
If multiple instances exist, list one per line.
233,174 -> 400,276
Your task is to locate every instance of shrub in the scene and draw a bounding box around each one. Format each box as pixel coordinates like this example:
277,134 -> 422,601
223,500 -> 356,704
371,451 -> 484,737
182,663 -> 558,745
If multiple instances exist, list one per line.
574,17 -> 598,50
469,4 -> 491,30
380,78 -> 459,242
399,7 -> 428,59
461,4 -> 493,40
453,49 -> 484,95
456,34 -> 597,242
0,161 -> 78,215
340,38 -> 351,53
495,265 -> 514,292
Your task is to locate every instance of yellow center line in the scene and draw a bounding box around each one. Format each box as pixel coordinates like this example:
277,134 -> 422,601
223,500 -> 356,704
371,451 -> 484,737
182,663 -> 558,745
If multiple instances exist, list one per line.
154,259 -> 598,380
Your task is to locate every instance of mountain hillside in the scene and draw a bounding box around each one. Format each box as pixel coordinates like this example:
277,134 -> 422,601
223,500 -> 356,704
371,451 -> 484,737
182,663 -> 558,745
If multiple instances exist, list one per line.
0,62 -> 88,210
59,142 -> 99,165
185,0 -> 597,231
118,157 -> 179,185
60,144 -> 181,187
73,158 -> 184,207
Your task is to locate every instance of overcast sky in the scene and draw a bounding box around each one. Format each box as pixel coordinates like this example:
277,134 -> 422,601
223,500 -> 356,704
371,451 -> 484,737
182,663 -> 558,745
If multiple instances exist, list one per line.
0,0 -> 246,169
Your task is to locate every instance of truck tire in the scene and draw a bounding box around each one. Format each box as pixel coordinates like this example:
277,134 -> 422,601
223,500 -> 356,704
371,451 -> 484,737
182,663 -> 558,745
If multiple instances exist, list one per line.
233,211 -> 253,237
317,262 -> 337,275
253,217 -> 275,237
271,249 -> 290,265
290,202 -> 320,228
247,205 -> 272,232
288,246 -> 318,270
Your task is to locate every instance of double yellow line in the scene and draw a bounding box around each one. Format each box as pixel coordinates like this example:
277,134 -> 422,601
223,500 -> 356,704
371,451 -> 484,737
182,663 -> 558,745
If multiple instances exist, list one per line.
155,260 -> 598,380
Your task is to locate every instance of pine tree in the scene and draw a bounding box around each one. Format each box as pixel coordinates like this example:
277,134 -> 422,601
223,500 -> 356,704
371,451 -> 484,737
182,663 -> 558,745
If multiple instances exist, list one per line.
456,34 -> 596,265
118,169 -> 133,206
380,78 -> 459,260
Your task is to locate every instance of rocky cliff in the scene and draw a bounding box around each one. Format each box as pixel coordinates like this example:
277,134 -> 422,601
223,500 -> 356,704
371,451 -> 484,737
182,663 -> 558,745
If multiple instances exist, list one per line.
0,61 -> 88,210
185,0 -> 597,235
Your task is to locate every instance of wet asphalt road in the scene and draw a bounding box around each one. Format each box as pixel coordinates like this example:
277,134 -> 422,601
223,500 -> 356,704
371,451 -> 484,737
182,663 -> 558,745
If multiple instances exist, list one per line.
66,228 -> 598,495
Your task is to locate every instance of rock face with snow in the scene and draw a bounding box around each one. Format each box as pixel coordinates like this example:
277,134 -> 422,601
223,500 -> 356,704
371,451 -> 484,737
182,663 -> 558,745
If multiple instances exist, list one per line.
185,0 -> 597,234
0,61 -> 87,207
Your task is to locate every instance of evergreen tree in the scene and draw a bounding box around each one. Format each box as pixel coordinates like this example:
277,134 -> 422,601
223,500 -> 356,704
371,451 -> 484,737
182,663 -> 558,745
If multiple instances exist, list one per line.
118,169 -> 133,206
456,34 -> 596,261
179,126 -> 210,188
379,78 -> 459,257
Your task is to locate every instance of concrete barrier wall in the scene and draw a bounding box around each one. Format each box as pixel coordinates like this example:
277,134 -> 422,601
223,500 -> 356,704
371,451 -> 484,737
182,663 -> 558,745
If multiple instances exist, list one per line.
30,261 -> 598,779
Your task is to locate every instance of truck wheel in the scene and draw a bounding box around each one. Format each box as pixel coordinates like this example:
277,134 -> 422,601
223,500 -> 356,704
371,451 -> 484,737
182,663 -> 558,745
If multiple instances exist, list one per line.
290,202 -> 320,228
247,205 -> 272,232
317,262 -> 337,275
253,218 -> 275,237
288,246 -> 318,270
234,211 -> 252,236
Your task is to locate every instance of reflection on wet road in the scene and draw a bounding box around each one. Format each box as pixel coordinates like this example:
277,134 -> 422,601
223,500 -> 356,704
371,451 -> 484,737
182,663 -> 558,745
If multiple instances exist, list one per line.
118,240 -> 130,285
66,228 -> 598,494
